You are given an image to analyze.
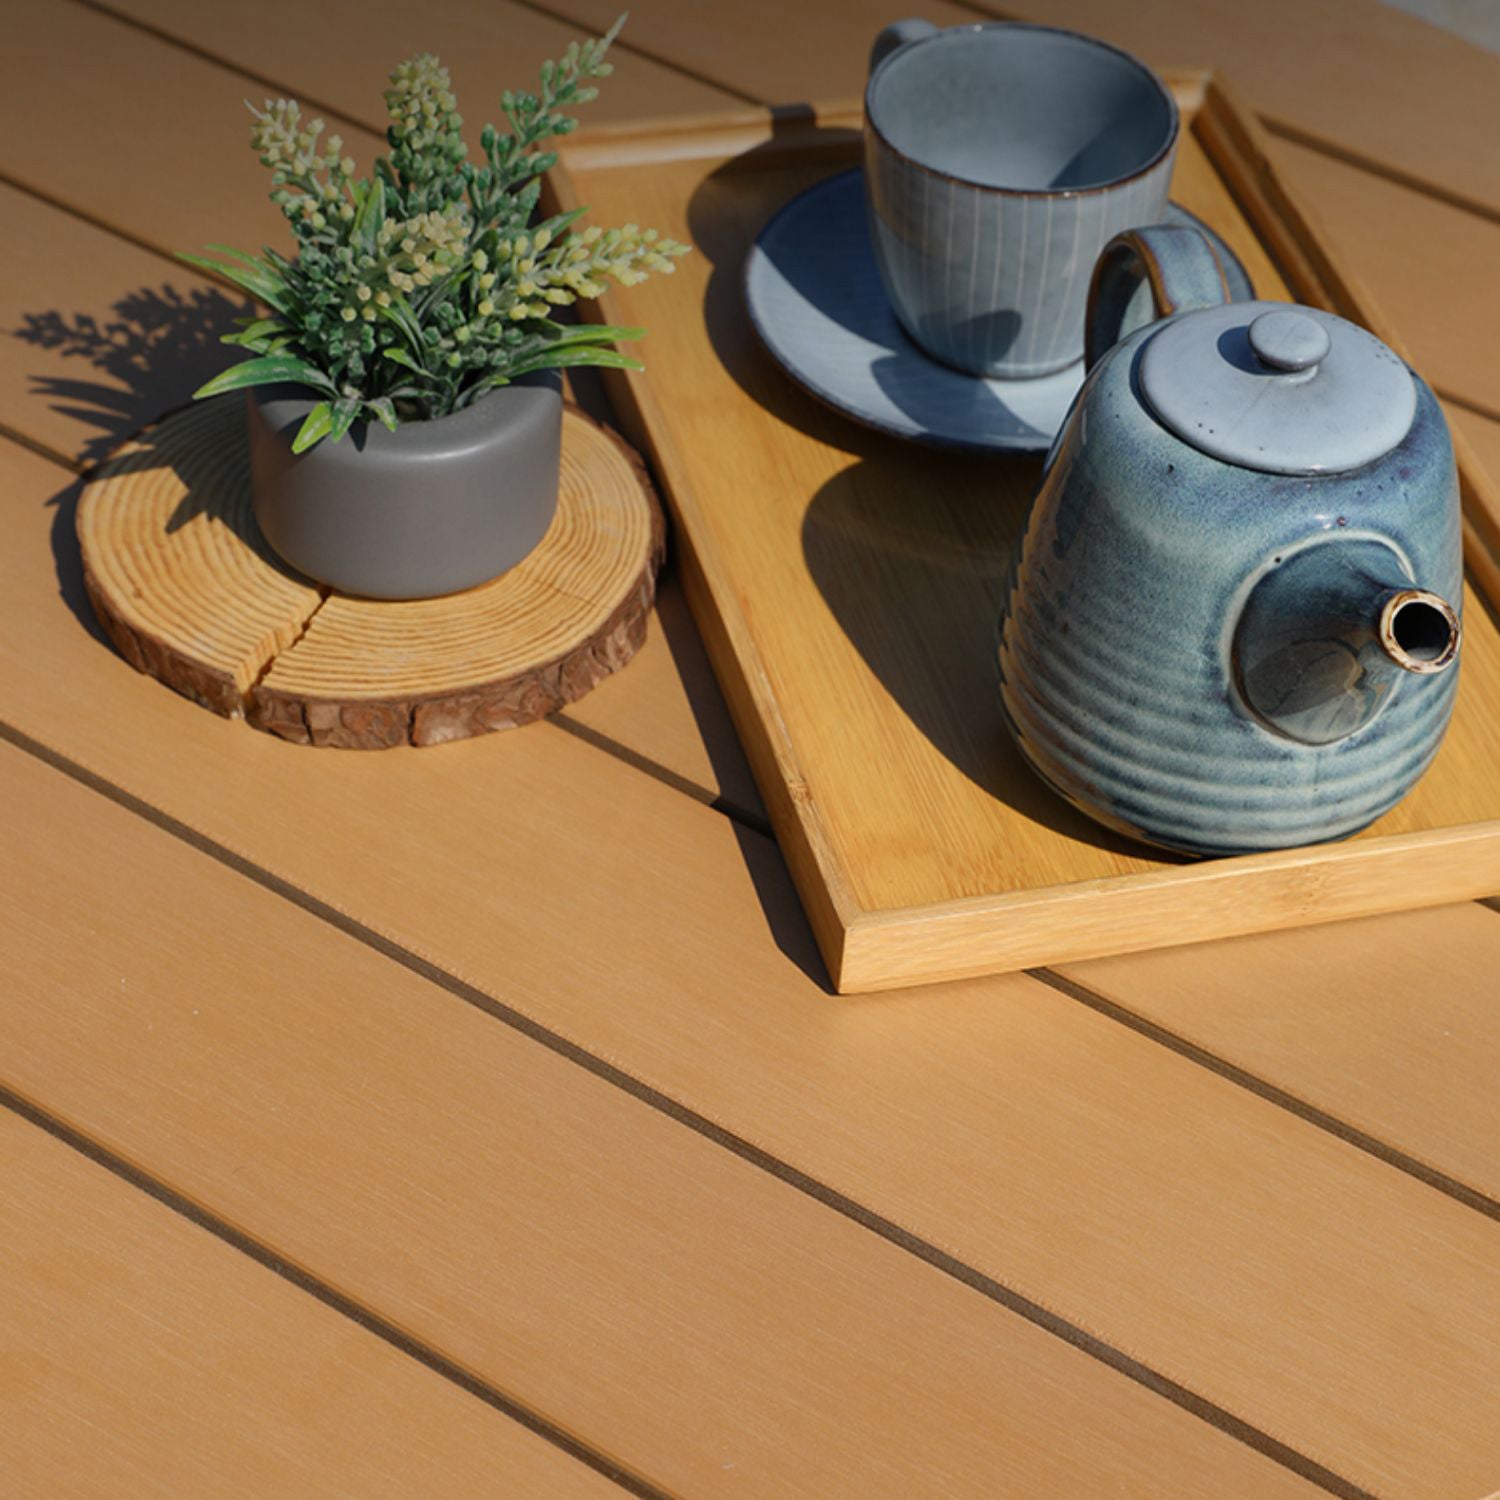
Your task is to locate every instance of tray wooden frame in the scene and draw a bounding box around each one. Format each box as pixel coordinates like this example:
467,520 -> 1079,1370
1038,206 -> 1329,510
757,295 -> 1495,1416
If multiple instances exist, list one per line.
549,73 -> 1500,992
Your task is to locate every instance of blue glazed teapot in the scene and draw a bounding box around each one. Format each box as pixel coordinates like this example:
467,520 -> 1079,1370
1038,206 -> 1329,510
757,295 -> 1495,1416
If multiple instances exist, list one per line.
998,225 -> 1462,856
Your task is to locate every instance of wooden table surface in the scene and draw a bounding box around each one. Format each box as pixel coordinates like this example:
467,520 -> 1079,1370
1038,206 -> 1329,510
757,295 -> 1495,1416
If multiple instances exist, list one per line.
3,2 -> 1498,1496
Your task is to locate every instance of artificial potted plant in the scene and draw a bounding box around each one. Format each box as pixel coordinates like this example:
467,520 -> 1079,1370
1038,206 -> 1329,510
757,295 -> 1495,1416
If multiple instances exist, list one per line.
185,17 -> 687,600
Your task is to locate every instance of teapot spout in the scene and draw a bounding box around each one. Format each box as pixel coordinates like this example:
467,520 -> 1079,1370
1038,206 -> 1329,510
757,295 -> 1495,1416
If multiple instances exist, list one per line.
1377,588 -> 1462,675
1233,540 -> 1459,747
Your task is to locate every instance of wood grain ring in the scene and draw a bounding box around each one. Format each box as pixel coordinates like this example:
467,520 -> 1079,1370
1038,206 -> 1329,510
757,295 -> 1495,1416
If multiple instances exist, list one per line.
77,396 -> 665,748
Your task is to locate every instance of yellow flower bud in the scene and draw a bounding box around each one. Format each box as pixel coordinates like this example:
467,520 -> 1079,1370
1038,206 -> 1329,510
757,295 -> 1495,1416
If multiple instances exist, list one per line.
341,306 -> 357,322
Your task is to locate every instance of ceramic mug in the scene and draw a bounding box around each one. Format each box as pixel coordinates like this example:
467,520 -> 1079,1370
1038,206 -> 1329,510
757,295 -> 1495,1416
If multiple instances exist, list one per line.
864,20 -> 1180,379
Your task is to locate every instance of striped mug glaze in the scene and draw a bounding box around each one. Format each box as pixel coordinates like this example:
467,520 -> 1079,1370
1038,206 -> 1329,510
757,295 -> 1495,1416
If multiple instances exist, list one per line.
864,20 -> 1179,379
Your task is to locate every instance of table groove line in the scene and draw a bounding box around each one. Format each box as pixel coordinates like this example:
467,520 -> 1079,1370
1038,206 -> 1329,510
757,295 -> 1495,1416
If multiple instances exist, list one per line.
522,0 -> 1500,235
1435,384 -> 1500,428
0,716 -> 1394,1500
0,162 -> 216,297
11,415 -> 1500,1270
507,0 -> 763,105
67,0 -> 383,142
951,0 -> 1500,225
1260,117 -> 1500,230
0,417 -> 757,809
1028,966 -> 1500,1224
4,443 -> 1498,1224
548,711 -> 773,834
0,1078 -> 684,1500
0,414 -> 80,474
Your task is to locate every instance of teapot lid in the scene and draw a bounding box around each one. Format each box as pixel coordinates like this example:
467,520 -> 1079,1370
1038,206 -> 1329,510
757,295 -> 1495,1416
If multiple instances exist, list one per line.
1138,301 -> 1416,475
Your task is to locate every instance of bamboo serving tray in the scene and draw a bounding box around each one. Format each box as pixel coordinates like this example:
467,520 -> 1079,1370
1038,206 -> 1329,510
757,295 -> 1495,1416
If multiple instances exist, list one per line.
549,73 -> 1500,993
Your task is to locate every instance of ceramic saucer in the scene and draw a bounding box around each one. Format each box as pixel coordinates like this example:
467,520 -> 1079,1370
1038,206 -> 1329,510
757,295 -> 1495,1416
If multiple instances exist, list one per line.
744,168 -> 1255,454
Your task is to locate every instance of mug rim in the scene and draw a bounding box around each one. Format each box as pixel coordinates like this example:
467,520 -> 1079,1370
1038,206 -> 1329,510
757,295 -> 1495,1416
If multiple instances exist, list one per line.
864,21 -> 1180,199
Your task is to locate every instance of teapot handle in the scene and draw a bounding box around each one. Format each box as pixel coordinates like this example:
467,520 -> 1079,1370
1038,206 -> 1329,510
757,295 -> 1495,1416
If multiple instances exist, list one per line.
1084,224 -> 1231,372
870,18 -> 938,74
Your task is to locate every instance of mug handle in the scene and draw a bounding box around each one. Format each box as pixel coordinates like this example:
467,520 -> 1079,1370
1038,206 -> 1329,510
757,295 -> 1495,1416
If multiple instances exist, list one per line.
1084,224 -> 1231,371
870,17 -> 938,74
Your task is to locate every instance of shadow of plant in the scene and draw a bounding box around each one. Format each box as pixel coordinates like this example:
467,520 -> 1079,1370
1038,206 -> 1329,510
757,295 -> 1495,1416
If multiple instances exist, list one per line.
14,282 -> 252,468
16,283 -> 316,644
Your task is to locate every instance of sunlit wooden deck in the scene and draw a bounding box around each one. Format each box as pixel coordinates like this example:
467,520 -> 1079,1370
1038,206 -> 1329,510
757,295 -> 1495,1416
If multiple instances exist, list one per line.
3,3 -> 1500,1496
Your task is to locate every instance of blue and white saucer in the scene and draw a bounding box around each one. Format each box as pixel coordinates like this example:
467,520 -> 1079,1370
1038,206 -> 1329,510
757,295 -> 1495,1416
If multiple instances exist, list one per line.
744,168 -> 1254,454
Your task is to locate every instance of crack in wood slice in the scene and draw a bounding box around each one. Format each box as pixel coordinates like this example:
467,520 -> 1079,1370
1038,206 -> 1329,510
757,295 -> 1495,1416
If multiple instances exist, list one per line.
78,400 -> 324,714
78,398 -> 665,748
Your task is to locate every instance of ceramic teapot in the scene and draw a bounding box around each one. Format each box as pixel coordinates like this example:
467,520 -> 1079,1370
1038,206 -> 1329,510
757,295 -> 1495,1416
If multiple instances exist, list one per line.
997,225 -> 1462,856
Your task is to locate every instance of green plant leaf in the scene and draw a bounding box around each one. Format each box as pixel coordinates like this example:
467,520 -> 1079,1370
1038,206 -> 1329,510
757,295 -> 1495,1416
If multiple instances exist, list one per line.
381,346 -> 433,378
507,344 -> 645,377
353,174 -> 386,255
221,317 -> 286,347
453,374 -> 511,408
177,250 -> 290,314
532,205 -> 589,240
192,354 -> 338,401
543,323 -> 645,350
290,402 -> 333,454
376,295 -> 424,352
365,396 -> 399,432
328,398 -> 362,444
204,242 -> 278,269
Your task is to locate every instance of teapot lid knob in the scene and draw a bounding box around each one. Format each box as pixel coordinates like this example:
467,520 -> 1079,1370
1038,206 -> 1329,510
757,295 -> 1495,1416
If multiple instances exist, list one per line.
1136,300 -> 1418,475
1247,309 -> 1330,374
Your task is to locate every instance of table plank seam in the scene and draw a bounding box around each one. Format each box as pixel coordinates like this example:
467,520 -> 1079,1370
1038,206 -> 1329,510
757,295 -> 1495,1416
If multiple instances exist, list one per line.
3,227 -> 773,803
508,0 -> 762,106
2,8 -> 1495,1492
519,0 -> 1500,232
1261,116 -> 1500,230
0,716 -> 1393,1500
0,413 -> 81,474
0,370 -> 747,809
1030,966 -> 1500,1224
69,0 -> 380,142
1438,384 -> 1500,428
6,417 -> 1499,1217
0,1078 -> 683,1500
73,0 -> 1499,267
950,0 -> 1500,224
549,710 -> 773,834
0,162 -> 217,302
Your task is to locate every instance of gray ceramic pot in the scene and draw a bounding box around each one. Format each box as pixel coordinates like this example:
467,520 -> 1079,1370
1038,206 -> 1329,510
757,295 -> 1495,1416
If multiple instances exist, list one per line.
245,374 -> 562,599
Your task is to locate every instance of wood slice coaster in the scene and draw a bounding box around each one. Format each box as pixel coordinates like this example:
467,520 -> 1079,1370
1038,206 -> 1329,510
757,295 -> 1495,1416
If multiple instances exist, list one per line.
78,397 -> 665,748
